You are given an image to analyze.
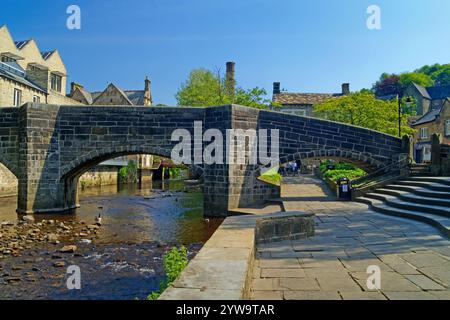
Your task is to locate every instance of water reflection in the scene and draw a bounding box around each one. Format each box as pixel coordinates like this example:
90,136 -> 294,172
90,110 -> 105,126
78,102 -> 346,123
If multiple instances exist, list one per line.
0,180 -> 222,245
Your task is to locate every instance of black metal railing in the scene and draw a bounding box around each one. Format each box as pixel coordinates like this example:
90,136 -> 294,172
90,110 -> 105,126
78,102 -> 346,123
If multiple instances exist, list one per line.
351,155 -> 412,191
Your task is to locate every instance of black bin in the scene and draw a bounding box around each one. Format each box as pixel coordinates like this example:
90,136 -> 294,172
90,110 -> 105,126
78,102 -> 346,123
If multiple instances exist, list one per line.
337,177 -> 351,200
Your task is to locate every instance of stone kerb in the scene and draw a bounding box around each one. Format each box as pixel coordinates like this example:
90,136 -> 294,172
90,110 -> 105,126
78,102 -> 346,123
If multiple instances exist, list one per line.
159,211 -> 315,300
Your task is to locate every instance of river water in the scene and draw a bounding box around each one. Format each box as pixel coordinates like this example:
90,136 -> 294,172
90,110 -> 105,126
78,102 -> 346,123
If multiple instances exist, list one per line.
0,180 -> 223,300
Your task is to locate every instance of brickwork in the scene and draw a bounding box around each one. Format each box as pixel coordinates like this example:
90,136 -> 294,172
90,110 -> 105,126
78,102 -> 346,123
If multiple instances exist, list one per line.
0,103 -> 402,216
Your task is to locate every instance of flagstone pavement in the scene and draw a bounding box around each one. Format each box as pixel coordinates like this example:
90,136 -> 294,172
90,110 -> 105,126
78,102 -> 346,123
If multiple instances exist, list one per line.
250,175 -> 450,300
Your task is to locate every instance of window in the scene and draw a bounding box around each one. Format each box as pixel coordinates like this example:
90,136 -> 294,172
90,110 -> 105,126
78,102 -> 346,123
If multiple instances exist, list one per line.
50,73 -> 62,92
445,120 -> 450,136
1,56 -> 16,63
420,127 -> 429,139
13,89 -> 22,107
33,95 -> 40,103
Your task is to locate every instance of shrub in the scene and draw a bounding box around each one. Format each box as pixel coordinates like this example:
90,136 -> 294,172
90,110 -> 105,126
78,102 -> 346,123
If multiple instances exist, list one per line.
147,246 -> 188,300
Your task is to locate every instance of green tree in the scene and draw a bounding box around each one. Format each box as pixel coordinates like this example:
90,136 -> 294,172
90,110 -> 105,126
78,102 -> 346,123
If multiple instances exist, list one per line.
175,69 -> 225,106
313,92 -> 415,136
398,72 -> 433,90
175,68 -> 274,109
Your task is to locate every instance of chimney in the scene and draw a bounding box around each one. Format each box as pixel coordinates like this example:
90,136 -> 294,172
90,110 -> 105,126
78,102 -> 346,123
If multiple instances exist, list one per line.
70,82 -> 84,96
225,61 -> 236,100
342,83 -> 350,95
144,76 -> 152,106
273,82 -> 281,95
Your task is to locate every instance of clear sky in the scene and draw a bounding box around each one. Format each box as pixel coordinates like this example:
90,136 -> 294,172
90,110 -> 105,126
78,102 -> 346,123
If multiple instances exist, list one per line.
1,0 -> 449,105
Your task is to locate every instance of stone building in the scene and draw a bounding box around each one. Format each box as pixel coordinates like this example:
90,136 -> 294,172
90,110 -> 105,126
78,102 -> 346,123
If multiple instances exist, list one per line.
69,78 -> 152,106
67,79 -> 155,186
0,25 -> 155,195
271,82 -> 350,116
0,25 -> 83,107
403,82 -> 450,116
411,98 -> 450,163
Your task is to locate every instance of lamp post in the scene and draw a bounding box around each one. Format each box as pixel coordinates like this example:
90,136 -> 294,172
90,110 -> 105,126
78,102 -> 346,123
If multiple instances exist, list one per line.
398,94 -> 413,138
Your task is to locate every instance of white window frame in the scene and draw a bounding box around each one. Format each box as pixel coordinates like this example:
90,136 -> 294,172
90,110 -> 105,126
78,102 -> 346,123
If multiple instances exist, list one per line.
420,127 -> 429,139
445,120 -> 450,136
50,73 -> 62,92
13,88 -> 22,107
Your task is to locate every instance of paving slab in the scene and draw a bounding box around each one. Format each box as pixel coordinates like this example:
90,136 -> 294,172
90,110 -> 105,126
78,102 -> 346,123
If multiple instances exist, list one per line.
340,291 -> 387,300
404,275 -> 446,291
284,291 -> 342,300
260,268 -> 306,278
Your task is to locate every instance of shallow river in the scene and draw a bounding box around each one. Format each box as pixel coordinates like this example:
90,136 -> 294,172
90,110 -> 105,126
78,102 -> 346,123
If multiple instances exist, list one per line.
0,180 -> 223,300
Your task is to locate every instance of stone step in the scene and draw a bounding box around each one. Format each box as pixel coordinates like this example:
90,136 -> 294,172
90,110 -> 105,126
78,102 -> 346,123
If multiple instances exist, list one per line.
390,180 -> 450,192
375,188 -> 450,207
364,192 -> 450,218
355,197 -> 450,238
383,184 -> 449,199
399,176 -> 450,186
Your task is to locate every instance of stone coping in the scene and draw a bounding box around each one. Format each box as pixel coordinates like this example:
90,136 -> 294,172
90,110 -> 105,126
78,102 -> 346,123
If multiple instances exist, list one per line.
159,211 -> 314,300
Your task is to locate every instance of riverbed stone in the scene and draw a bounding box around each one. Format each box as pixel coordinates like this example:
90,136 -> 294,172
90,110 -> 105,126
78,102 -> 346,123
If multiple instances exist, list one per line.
22,216 -> 35,223
59,245 -> 77,253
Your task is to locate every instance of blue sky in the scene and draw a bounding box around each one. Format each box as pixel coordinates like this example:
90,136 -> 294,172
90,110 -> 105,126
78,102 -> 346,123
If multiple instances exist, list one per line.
1,0 -> 450,105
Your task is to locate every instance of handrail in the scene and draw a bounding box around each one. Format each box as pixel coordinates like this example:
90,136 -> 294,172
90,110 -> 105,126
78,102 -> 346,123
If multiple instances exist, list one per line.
351,155 -> 412,189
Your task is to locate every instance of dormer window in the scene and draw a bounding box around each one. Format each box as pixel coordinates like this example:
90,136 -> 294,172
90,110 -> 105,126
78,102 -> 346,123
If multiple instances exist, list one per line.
50,73 -> 62,92
1,56 -> 16,63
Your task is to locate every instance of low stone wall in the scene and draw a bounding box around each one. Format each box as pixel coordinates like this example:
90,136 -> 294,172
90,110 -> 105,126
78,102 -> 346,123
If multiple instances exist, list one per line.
79,165 -> 119,189
255,213 -> 314,244
159,211 -> 314,300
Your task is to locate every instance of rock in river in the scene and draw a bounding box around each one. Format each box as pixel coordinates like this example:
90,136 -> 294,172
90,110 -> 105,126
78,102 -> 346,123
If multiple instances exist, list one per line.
22,215 -> 35,223
59,245 -> 77,253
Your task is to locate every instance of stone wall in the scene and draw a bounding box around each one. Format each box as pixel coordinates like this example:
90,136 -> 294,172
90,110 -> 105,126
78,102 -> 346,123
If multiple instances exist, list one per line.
79,165 -> 119,188
1,103 -> 403,216
0,78 -> 47,107
0,107 -> 19,176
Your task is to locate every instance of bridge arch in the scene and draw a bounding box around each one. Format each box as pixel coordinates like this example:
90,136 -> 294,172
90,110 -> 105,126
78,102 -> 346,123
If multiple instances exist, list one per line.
14,103 -> 404,216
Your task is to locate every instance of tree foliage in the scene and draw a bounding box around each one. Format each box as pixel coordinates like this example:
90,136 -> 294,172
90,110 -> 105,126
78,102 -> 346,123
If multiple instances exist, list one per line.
313,92 -> 415,136
175,68 -> 274,109
373,63 -> 450,97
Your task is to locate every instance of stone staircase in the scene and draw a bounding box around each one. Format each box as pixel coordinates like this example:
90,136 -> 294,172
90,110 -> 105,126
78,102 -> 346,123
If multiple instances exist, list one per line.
409,163 -> 432,176
356,176 -> 450,238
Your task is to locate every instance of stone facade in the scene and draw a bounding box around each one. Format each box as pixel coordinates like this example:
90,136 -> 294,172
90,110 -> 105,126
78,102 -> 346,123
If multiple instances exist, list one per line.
79,165 -> 119,188
411,99 -> 450,163
0,103 -> 402,217
271,82 -> 350,117
0,25 -> 82,107
404,82 -> 450,116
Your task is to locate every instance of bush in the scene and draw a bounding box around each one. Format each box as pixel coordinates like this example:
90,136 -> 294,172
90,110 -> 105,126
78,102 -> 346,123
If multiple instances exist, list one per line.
119,160 -> 138,183
320,161 -> 366,182
147,246 -> 188,300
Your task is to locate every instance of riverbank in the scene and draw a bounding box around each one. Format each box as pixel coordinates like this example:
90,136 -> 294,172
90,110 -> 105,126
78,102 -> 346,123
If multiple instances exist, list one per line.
0,181 -> 222,300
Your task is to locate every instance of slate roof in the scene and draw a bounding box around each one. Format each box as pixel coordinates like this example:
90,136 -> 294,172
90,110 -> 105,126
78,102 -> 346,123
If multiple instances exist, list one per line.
412,98 -> 449,126
412,82 -> 450,100
90,88 -> 145,105
124,90 -> 145,105
273,92 -> 341,105
0,62 -> 46,93
14,40 -> 30,50
427,85 -> 450,100
73,87 -> 93,105
41,51 -> 55,60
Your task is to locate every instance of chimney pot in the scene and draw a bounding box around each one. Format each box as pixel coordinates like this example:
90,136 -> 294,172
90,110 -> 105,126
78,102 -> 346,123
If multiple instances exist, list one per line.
273,82 -> 281,95
342,83 -> 350,95
225,61 -> 236,100
144,76 -> 152,106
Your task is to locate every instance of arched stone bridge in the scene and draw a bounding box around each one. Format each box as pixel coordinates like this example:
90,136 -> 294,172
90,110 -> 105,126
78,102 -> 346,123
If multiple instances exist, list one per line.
0,103 -> 403,217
